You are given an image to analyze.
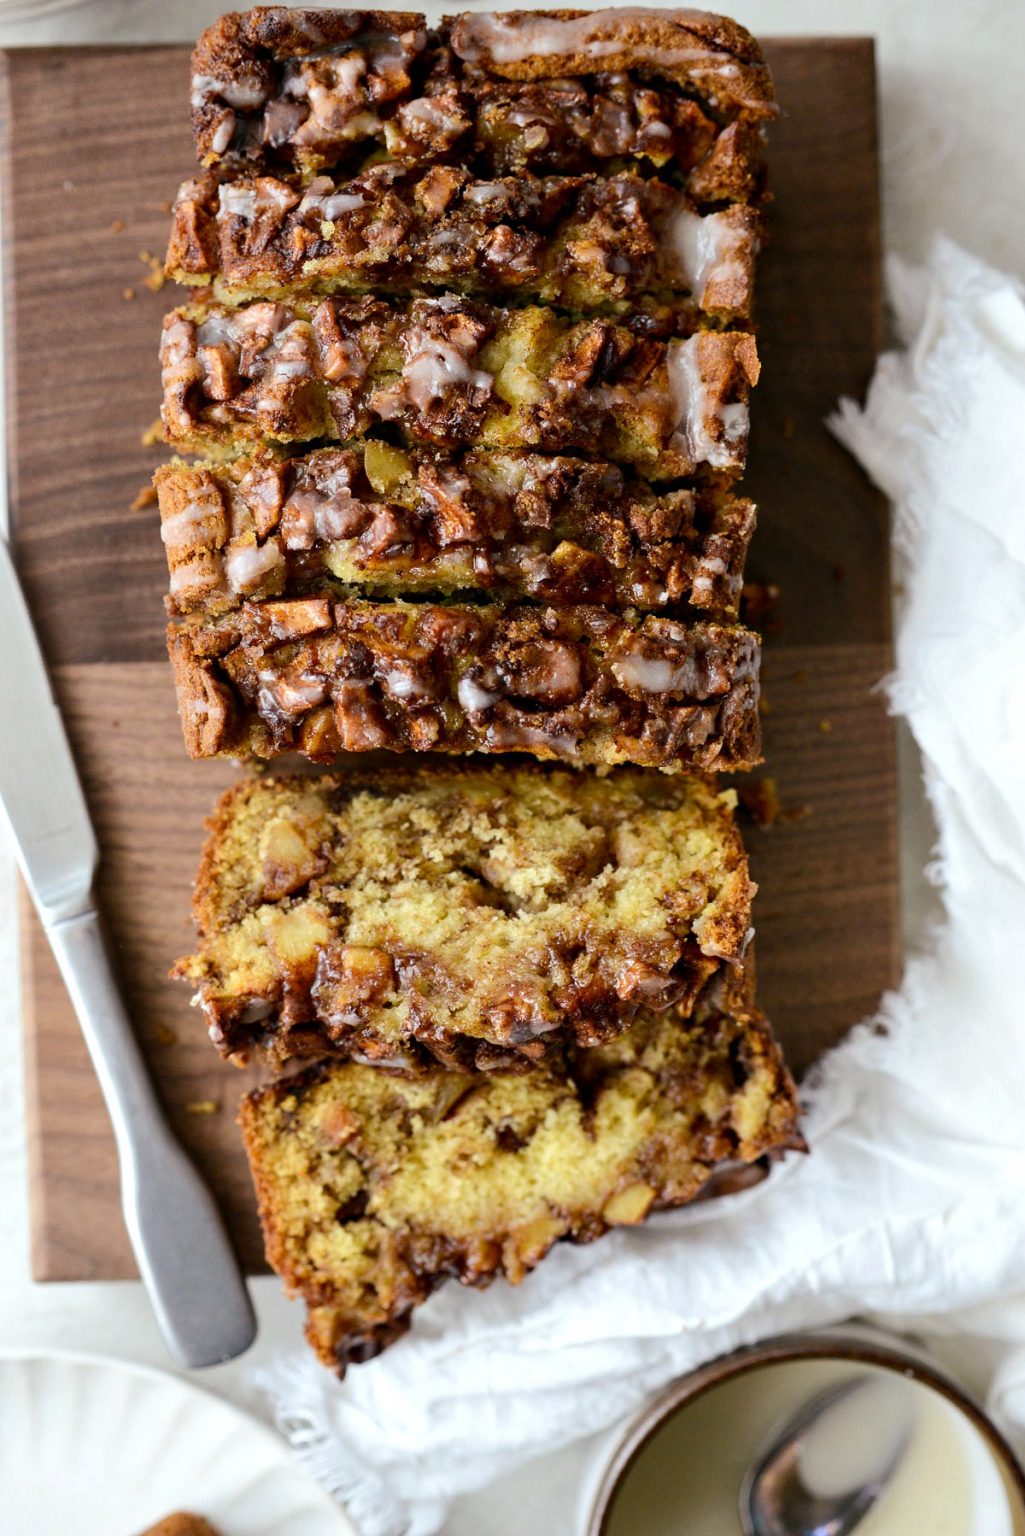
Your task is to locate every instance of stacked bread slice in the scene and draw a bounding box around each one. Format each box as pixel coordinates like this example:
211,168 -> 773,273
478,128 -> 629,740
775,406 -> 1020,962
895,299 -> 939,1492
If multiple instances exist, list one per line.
156,7 -> 800,1374
176,764 -> 756,1070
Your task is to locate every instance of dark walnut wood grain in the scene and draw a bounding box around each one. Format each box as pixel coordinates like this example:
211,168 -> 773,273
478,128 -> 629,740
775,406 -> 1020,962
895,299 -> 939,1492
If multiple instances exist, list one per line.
1,39 -> 898,1281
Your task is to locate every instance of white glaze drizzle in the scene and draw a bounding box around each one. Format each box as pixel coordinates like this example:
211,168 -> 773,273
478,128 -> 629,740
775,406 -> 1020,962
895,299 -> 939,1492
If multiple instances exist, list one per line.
225,540 -> 285,593
169,557 -> 219,595
381,666 -> 432,701
228,76 -> 268,110
320,192 -> 368,219
532,644 -> 582,699
190,72 -> 220,108
666,335 -> 748,470
458,676 -> 501,713
257,668 -> 328,716
160,497 -> 221,547
239,999 -> 274,1024
690,554 -> 730,596
485,720 -> 578,756
400,96 -> 462,132
219,180 -> 297,222
464,182 -> 510,208
210,117 -> 235,155
310,52 -> 365,105
298,177 -> 368,220
190,67 -> 270,117
664,206 -> 748,302
402,337 -> 493,411
612,654 -> 690,693
452,10 -> 748,87
254,322 -> 317,412
219,185 -> 258,222
195,312 -> 237,348
314,494 -> 368,541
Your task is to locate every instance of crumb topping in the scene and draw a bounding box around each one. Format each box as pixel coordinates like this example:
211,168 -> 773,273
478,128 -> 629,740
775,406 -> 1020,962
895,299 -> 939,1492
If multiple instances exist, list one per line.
160,295 -> 758,479
156,447 -> 755,617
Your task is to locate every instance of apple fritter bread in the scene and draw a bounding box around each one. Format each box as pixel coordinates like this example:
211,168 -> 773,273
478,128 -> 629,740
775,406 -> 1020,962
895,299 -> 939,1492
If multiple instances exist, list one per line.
190,8 -> 775,190
156,447 -> 756,618
166,164 -> 760,322
239,974 -> 799,1373
160,295 -> 760,479
167,597 -> 761,769
176,763 -> 754,1068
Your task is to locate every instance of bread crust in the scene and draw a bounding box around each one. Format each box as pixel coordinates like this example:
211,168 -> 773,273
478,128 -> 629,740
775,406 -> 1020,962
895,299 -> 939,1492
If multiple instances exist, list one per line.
447,9 -> 776,116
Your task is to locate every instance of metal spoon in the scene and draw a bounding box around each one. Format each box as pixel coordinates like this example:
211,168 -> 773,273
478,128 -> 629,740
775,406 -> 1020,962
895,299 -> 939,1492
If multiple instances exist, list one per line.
740,1375 -> 916,1536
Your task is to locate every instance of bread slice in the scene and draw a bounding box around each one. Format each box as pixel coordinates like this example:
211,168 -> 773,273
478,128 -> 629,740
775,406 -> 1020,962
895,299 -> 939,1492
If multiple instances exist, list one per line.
167,597 -> 761,769
239,976 -> 799,1374
156,447 -> 756,620
166,164 -> 759,322
177,762 -> 755,1068
446,9 -> 777,116
190,8 -> 773,188
191,9 -> 433,171
159,295 -> 759,479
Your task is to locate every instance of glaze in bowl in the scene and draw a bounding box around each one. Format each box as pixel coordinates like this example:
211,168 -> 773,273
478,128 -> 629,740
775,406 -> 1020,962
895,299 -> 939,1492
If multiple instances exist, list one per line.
583,1329 -> 1025,1536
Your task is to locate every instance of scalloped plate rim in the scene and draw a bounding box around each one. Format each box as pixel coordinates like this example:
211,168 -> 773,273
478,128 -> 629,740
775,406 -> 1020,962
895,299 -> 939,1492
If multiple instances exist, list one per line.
0,1345 -> 354,1536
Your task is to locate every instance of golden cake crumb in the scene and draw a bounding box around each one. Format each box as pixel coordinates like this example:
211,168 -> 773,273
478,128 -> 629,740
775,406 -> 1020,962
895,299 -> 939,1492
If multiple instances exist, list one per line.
178,762 -> 755,1070
240,976 -> 800,1374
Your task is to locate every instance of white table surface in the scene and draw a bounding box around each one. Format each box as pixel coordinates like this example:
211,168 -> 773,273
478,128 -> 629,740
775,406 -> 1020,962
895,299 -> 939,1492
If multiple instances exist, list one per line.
0,1 -> 1021,1530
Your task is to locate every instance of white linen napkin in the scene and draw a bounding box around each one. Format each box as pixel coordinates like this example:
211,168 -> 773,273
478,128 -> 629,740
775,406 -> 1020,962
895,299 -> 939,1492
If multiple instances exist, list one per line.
257,238 -> 1025,1536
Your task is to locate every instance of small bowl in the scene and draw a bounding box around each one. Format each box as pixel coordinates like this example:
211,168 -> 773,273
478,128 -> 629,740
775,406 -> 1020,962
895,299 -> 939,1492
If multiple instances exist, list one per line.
583,1329 -> 1025,1536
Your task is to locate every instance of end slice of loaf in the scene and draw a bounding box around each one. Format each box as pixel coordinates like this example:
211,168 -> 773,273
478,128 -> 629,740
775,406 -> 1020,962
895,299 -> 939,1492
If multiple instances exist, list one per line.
240,975 -> 799,1374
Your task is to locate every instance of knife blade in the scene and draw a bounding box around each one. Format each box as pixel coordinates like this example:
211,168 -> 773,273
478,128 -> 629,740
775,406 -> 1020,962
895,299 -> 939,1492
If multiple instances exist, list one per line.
0,537 -> 255,1367
0,546 -> 96,923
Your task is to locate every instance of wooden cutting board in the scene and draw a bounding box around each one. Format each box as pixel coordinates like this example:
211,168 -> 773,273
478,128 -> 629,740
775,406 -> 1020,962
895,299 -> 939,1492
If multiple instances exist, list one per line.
0,38 -> 897,1282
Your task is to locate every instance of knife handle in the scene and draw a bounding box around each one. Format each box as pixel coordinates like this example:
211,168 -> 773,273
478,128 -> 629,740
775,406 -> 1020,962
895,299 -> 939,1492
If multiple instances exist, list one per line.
47,908 -> 257,1368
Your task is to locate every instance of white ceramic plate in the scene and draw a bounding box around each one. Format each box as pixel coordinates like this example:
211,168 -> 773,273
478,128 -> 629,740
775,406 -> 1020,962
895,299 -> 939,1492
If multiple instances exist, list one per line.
0,1349 -> 353,1536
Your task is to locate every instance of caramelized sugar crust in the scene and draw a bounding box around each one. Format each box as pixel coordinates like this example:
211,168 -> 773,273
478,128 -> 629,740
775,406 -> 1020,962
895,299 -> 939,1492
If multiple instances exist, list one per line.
156,447 -> 755,618
168,597 -> 761,770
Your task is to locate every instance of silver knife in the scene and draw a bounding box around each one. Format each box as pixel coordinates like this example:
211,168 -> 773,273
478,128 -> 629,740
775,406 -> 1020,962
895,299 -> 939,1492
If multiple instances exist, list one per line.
0,537 -> 256,1367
